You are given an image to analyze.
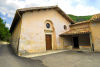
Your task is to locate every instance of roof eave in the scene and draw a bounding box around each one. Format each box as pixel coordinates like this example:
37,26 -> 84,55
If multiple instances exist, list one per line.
70,20 -> 90,27
9,11 -> 21,33
17,5 -> 75,24
10,5 -> 75,33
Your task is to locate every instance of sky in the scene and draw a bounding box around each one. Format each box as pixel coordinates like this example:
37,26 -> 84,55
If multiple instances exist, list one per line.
0,0 -> 100,29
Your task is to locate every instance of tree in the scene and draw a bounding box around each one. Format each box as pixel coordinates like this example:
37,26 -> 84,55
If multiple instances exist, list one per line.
0,17 -> 11,42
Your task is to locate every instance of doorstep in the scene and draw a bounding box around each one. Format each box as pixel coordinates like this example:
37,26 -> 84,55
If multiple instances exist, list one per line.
21,50 -> 67,58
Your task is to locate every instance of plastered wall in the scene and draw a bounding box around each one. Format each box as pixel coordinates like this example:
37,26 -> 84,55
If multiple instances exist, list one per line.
70,22 -> 90,29
19,9 -> 71,55
10,18 -> 22,53
63,36 -> 73,46
90,21 -> 100,52
78,34 -> 90,46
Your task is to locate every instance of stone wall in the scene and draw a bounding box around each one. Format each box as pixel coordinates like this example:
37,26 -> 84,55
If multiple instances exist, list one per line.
63,46 -> 72,50
79,46 -> 91,51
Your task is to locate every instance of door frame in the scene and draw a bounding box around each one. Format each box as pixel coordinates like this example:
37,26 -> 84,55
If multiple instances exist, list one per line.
45,33 -> 53,50
45,34 -> 52,50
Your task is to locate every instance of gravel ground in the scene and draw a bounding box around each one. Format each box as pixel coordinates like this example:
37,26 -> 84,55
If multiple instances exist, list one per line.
0,44 -> 47,67
31,51 -> 100,67
0,44 -> 100,67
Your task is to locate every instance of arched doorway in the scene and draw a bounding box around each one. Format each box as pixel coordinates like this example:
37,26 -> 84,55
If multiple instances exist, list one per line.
44,20 -> 54,50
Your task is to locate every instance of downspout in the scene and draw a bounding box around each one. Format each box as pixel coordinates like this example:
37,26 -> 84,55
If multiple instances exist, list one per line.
90,34 -> 94,52
89,20 -> 94,52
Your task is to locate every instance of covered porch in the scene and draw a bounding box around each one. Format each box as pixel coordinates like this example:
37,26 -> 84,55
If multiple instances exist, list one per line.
60,27 -> 93,52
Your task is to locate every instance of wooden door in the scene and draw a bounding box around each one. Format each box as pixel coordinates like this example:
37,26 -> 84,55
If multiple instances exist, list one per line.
46,35 -> 52,50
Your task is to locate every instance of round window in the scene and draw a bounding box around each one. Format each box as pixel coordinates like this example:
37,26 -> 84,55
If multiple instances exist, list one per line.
64,25 -> 67,30
46,23 -> 50,28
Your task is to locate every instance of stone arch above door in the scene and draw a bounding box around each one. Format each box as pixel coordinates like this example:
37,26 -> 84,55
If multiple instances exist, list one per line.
44,20 -> 54,31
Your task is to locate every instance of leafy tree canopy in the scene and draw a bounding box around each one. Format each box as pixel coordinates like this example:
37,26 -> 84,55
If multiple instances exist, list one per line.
0,17 -> 11,42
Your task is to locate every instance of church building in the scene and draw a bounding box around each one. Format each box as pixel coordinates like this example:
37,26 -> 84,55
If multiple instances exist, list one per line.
10,5 -> 100,56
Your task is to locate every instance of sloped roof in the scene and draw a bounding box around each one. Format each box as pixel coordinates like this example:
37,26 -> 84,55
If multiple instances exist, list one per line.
90,13 -> 100,21
70,20 -> 90,26
60,27 -> 91,36
9,5 -> 75,33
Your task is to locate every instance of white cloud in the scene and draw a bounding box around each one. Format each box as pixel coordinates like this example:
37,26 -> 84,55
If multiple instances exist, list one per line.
6,23 -> 10,29
0,0 -> 100,18
73,4 -> 100,16
0,7 -> 7,15
2,17 -> 7,19
75,0 -> 81,3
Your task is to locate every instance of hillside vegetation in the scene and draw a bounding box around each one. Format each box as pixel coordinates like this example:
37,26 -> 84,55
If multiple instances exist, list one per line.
68,14 -> 92,23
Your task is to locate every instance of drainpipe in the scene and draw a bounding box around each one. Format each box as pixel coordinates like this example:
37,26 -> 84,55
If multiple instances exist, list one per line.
89,33 -> 94,52
92,44 -> 94,52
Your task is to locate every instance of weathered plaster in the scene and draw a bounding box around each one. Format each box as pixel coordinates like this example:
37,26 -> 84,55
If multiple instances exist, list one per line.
63,46 -> 72,50
70,22 -> 90,29
90,21 -> 100,52
10,18 -> 22,53
18,9 -> 71,55
63,36 -> 73,46
78,34 -> 90,46
79,46 -> 91,51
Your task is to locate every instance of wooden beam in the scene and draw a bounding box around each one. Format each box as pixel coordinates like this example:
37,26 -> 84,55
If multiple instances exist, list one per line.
21,11 -> 25,14
33,10 -> 35,12
50,8 -> 54,10
55,8 -> 58,10
17,11 -> 21,17
30,10 -> 33,12
25,10 -> 33,12
44,8 -> 48,11
24,11 -> 27,13
58,11 -> 62,13
39,9 -> 42,11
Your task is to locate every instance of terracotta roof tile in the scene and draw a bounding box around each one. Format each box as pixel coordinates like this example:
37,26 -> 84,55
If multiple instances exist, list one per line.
90,14 -> 100,21
60,27 -> 91,35
70,20 -> 90,26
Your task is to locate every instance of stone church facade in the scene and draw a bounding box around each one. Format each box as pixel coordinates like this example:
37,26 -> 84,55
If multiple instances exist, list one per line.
10,5 -> 100,56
